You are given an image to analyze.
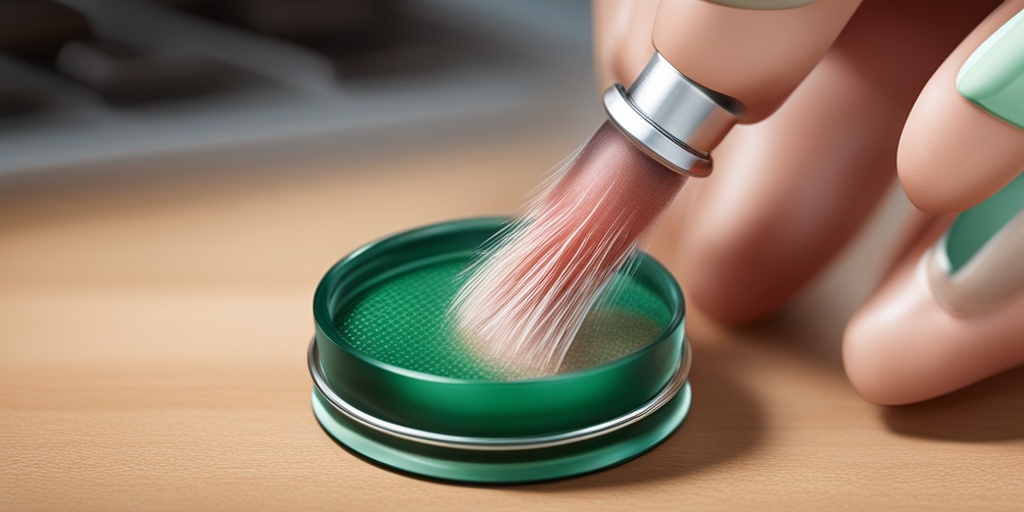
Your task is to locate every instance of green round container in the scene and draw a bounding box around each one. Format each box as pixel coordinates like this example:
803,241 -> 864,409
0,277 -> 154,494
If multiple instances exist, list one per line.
309,217 -> 691,483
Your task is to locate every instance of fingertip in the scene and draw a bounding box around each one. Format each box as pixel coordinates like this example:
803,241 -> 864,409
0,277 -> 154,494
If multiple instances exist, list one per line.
843,297 -> 923,405
897,72 -> 1024,214
841,224 -> 946,406
843,220 -> 1024,405
897,2 -> 1024,214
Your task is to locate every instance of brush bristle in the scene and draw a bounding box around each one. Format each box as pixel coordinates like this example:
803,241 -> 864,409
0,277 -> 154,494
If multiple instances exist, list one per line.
451,122 -> 686,377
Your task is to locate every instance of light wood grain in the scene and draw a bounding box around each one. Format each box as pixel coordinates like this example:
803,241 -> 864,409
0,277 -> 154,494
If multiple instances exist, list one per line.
1,127 -> 1022,512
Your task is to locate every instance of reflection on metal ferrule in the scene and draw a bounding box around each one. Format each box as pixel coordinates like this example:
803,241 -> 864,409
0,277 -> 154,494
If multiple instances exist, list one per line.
603,52 -> 742,178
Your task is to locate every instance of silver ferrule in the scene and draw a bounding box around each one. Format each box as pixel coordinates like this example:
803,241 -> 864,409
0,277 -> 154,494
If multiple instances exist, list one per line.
602,52 -> 743,177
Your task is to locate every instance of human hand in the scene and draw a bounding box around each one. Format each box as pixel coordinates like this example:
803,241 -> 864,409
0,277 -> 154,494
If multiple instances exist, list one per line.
593,0 -> 1024,404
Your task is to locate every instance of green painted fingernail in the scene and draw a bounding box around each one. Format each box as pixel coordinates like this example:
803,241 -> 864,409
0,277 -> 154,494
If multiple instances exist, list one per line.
945,171 -> 1024,273
957,9 -> 1024,130
929,171 -> 1024,315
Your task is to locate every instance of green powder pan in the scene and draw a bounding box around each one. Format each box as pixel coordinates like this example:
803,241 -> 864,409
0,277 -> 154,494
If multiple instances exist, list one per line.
308,217 -> 691,483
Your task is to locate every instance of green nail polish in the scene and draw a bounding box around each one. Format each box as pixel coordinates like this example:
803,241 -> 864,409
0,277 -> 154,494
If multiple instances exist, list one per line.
957,9 -> 1024,130
945,171 -> 1024,273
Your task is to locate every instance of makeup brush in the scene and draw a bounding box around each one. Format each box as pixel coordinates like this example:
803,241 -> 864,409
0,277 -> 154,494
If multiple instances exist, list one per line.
451,123 -> 685,376
452,54 -> 734,376
452,0 -> 861,377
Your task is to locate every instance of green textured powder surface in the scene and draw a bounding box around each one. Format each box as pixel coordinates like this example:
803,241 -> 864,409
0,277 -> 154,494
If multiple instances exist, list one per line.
335,257 -> 672,380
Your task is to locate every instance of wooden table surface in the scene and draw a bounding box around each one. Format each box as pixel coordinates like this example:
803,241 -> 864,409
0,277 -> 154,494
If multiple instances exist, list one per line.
2,124 -> 1022,511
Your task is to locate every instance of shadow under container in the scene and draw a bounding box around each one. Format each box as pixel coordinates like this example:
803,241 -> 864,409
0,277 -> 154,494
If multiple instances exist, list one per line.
308,217 -> 691,483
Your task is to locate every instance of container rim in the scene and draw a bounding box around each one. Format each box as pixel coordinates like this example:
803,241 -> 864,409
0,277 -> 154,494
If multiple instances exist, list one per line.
312,217 -> 686,385
308,336 -> 691,450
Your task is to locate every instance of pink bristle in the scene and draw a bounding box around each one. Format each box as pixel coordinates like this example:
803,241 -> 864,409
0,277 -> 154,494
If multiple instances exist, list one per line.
451,122 -> 686,377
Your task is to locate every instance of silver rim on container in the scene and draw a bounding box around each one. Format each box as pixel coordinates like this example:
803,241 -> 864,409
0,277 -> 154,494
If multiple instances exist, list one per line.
308,338 -> 692,452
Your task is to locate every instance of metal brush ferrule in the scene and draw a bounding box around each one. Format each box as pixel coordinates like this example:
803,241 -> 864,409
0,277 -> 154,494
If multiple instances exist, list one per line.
602,52 -> 742,178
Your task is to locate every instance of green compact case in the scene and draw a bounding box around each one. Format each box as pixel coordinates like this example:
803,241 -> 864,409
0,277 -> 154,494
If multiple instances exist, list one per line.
308,217 -> 691,483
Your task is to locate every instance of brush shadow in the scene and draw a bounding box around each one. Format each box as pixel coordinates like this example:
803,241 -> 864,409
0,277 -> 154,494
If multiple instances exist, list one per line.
880,365 -> 1024,442
519,342 -> 765,491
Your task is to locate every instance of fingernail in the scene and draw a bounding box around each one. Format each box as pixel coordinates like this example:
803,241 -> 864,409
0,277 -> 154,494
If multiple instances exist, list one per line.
957,9 -> 1024,129
926,171 -> 1024,315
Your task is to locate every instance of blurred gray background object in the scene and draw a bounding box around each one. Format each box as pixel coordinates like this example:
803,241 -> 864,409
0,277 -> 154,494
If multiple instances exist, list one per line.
0,0 -> 596,179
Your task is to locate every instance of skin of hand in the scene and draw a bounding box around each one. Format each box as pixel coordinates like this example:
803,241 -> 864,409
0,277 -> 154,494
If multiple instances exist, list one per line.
594,0 -> 1024,404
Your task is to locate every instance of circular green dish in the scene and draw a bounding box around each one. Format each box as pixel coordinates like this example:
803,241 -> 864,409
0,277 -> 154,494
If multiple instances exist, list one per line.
309,217 -> 691,483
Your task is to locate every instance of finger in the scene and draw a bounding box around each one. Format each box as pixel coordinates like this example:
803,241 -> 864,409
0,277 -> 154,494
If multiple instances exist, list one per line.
651,0 -> 862,123
651,0 -> 997,324
843,194 -> 1024,404
898,0 -> 1024,214
592,0 -> 658,90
